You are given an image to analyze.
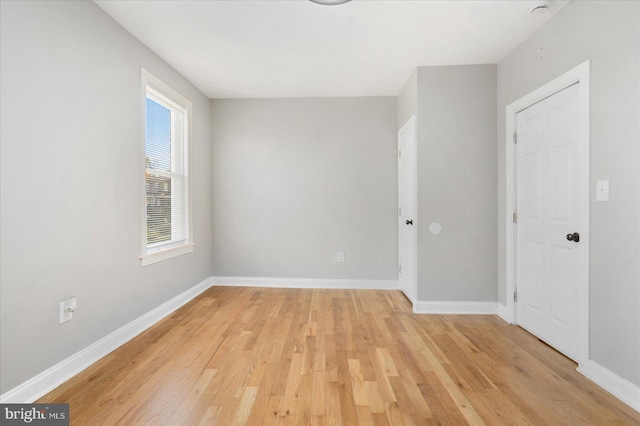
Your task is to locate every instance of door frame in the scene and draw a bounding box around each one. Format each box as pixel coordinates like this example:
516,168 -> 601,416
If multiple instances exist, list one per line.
504,60 -> 590,366
398,115 -> 418,304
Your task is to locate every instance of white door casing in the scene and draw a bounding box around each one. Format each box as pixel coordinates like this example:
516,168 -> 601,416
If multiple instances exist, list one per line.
398,116 -> 418,304
516,83 -> 587,362
505,61 -> 590,366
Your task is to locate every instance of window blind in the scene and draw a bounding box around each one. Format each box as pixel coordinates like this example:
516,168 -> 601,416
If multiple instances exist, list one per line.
145,89 -> 189,250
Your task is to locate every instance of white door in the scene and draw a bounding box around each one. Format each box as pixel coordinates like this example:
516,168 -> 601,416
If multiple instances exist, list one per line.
516,83 -> 587,361
398,117 -> 417,303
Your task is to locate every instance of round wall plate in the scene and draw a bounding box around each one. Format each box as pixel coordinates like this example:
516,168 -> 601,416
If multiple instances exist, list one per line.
429,223 -> 442,235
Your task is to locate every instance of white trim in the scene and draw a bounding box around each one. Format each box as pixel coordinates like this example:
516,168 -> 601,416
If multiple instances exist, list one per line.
577,360 -> 640,413
140,68 -> 194,266
140,242 -> 194,267
0,277 -> 212,403
142,69 -> 192,109
505,60 -> 590,365
210,276 -> 398,290
412,301 -> 498,315
496,303 -> 513,324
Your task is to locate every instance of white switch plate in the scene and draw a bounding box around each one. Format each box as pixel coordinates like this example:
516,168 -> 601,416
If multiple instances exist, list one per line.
337,252 -> 345,263
596,180 -> 609,201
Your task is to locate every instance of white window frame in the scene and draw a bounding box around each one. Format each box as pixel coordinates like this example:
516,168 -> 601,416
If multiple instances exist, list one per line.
140,69 -> 194,266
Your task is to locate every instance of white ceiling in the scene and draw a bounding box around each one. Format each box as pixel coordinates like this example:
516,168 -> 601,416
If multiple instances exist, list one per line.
95,0 -> 569,99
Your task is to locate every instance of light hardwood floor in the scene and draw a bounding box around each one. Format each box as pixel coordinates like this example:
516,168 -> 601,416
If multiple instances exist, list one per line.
39,287 -> 639,425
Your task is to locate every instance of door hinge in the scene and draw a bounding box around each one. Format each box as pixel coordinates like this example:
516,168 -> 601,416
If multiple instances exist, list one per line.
514,291 -> 518,302
398,150 -> 402,159
399,265 -> 402,274
513,210 -> 518,223
513,132 -> 517,144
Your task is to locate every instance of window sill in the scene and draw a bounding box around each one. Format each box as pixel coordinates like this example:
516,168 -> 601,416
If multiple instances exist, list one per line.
140,243 -> 194,267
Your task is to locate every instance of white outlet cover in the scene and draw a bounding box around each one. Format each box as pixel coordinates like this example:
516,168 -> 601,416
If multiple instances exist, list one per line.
596,180 -> 609,201
337,251 -> 345,263
59,301 -> 72,324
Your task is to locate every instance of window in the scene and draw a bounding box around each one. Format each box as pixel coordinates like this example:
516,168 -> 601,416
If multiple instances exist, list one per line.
140,69 -> 193,266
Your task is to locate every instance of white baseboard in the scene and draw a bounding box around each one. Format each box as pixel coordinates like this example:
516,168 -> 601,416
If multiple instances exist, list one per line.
496,303 -> 513,324
413,301 -> 498,315
210,276 -> 398,290
0,277 -> 213,403
577,360 -> 640,413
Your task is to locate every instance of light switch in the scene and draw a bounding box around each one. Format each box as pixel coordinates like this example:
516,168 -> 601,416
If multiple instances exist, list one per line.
337,252 -> 345,263
596,180 -> 609,202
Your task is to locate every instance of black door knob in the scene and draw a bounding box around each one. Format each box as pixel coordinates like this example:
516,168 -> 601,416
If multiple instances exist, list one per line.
566,232 -> 580,242
406,220 -> 413,226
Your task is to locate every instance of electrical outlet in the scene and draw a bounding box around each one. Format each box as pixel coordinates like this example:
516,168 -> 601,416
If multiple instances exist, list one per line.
596,180 -> 609,201
59,296 -> 77,324
337,251 -> 345,263
59,301 -> 72,324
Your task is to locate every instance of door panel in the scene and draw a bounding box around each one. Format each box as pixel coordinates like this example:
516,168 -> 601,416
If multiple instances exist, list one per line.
524,151 -> 541,219
523,241 -> 543,314
551,144 -> 572,221
549,245 -> 571,327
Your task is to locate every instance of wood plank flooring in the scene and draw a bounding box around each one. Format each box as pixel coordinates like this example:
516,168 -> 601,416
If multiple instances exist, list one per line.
39,287 -> 640,425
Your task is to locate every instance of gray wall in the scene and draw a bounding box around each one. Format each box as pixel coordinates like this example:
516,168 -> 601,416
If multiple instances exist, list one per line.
0,1 -> 213,394
397,69 -> 418,130
497,1 -> 640,385
417,65 -> 497,302
211,97 -> 398,280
